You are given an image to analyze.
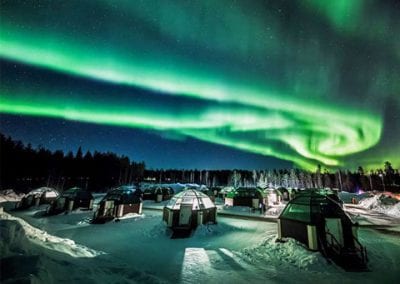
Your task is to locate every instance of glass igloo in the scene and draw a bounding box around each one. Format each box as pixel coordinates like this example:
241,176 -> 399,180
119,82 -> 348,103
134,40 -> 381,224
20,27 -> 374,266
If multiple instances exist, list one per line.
163,189 -> 217,229
166,189 -> 215,210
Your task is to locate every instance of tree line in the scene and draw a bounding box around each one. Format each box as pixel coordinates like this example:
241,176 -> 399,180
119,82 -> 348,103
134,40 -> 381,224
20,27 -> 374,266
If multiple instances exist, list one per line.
144,165 -> 399,192
1,133 -> 399,193
0,134 -> 145,192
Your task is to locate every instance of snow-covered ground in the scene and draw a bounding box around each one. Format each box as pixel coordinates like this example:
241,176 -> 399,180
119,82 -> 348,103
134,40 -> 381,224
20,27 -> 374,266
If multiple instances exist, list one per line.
1,190 -> 400,283
343,192 -> 400,226
0,189 -> 24,203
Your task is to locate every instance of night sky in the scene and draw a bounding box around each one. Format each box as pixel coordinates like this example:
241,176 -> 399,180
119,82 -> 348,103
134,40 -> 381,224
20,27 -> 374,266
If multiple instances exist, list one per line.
0,0 -> 399,170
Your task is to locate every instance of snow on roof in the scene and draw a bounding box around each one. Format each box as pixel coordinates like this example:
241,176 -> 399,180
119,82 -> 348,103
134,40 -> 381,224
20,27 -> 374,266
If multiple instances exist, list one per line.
61,187 -> 92,199
141,183 -> 196,194
165,189 -> 215,210
103,186 -> 141,203
220,186 -> 234,193
118,185 -> 137,191
28,187 -> 59,198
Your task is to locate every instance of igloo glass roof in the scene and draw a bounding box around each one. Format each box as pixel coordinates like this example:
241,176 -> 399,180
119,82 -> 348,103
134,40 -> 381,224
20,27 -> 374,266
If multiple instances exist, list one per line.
28,187 -> 59,198
166,189 -> 215,210
279,191 -> 344,223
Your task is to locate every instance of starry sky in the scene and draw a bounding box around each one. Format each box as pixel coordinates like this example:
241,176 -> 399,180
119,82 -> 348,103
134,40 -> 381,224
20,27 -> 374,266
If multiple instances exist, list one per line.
0,0 -> 399,170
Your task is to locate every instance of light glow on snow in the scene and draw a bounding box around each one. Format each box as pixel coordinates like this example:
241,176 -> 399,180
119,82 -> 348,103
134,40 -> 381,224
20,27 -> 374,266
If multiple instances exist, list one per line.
181,248 -> 210,282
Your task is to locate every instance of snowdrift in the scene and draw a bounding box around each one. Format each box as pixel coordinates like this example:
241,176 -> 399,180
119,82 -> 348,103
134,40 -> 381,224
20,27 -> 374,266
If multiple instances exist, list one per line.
339,191 -> 372,204
0,211 -> 166,283
358,194 -> 400,218
239,236 -> 331,271
0,211 -> 104,258
0,189 -> 24,203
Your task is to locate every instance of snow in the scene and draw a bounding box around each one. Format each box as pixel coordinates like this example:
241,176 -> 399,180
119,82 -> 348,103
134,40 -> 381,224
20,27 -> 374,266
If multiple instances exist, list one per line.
1,189 -> 400,283
26,186 -> 59,198
0,189 -> 24,203
0,210 -> 104,258
343,193 -> 400,226
386,202 -> 400,218
358,194 -> 400,217
358,194 -> 381,209
339,191 -> 373,204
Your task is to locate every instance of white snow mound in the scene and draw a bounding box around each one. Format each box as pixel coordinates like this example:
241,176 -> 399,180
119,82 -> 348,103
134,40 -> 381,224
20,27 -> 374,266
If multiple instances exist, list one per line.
386,202 -> 400,218
358,194 -> 381,209
0,211 -> 105,258
238,235 -> 331,271
0,189 -> 24,203
358,193 -> 400,218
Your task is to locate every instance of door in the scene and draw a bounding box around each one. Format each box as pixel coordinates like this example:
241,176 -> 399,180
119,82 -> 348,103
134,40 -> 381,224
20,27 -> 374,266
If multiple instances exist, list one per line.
325,218 -> 344,247
179,205 -> 192,226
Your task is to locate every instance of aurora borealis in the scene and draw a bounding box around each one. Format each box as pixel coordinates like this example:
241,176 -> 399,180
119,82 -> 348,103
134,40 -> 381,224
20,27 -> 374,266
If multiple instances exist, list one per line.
1,1 -> 399,170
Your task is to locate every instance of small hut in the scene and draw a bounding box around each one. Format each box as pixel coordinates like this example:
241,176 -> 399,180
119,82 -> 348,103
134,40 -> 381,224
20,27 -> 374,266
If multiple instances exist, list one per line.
277,190 -> 368,271
163,189 -> 217,230
265,188 -> 283,205
143,186 -> 174,202
224,187 -> 268,209
210,187 -> 222,198
47,187 -> 94,215
276,187 -> 290,201
218,186 -> 234,199
16,187 -> 59,209
93,185 -> 142,223
199,186 -> 216,202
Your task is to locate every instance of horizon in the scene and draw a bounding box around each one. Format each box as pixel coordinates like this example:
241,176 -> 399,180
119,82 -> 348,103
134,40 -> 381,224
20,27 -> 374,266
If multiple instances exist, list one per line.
1,131 -> 397,174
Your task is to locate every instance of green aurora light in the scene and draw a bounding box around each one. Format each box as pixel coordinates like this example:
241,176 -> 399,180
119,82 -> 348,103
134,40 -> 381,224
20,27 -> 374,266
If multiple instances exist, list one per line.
1,0 -> 399,170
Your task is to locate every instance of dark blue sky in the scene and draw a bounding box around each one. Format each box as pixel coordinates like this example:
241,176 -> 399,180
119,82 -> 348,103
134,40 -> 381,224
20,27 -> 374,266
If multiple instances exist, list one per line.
0,58 -> 292,169
0,113 -> 292,170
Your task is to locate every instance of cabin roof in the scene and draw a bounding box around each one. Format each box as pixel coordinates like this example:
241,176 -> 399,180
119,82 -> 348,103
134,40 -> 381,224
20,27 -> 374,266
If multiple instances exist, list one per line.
226,187 -> 268,198
279,191 -> 346,223
103,187 -> 141,203
27,187 -> 59,197
61,187 -> 93,199
165,189 -> 215,210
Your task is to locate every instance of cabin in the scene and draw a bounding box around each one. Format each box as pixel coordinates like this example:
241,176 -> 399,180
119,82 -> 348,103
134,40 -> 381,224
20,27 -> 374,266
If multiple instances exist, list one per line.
143,186 -> 174,202
16,187 -> 59,210
93,185 -> 142,223
210,187 -> 222,198
277,190 -> 368,271
163,189 -> 217,230
218,186 -> 234,199
199,186 -> 216,203
47,187 -> 94,215
265,188 -> 283,206
224,187 -> 268,209
276,187 -> 290,201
